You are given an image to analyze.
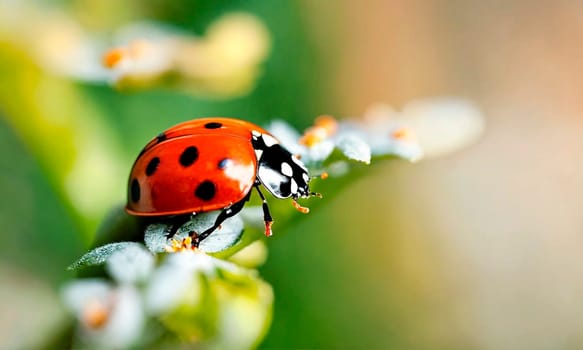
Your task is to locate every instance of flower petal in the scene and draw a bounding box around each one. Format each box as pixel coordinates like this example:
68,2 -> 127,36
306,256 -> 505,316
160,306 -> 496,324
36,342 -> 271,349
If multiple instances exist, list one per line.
106,244 -> 155,284
335,133 -> 371,164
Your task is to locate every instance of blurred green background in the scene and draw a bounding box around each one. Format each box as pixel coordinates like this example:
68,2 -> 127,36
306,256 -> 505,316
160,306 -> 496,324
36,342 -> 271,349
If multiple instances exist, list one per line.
2,0 -> 583,349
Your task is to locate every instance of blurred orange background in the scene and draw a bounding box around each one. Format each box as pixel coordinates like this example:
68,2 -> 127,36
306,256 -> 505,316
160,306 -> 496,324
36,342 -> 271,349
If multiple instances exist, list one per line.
262,1 -> 583,349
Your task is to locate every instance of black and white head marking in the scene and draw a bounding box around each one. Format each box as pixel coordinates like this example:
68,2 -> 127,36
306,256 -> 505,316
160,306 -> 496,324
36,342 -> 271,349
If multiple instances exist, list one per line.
252,131 -> 311,199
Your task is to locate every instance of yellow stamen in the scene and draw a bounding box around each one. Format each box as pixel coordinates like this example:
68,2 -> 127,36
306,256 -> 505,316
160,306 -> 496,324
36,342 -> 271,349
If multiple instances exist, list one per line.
314,115 -> 338,135
392,127 -> 415,141
82,299 -> 110,329
299,115 -> 338,147
165,237 -> 198,252
102,47 -> 126,68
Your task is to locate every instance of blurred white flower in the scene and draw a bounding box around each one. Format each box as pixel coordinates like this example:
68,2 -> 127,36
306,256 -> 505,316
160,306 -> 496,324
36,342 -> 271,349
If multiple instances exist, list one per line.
0,3 -> 109,81
64,246 -> 269,347
102,13 -> 271,95
106,244 -> 155,284
267,116 -> 340,164
267,98 -> 483,171
353,104 -> 424,160
144,250 -> 269,345
104,38 -> 177,85
163,249 -> 246,276
0,3 -> 270,96
267,113 -> 417,170
62,280 -> 145,349
144,252 -> 204,314
361,98 -> 484,159
400,97 -> 485,158
29,15 -> 109,82
144,250 -> 249,314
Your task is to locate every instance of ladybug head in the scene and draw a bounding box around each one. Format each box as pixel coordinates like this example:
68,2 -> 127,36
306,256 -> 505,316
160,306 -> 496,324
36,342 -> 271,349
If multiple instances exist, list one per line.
252,132 -> 312,200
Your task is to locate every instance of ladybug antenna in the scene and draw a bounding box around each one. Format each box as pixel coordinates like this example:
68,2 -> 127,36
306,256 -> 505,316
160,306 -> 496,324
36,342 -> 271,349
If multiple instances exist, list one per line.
309,172 -> 325,198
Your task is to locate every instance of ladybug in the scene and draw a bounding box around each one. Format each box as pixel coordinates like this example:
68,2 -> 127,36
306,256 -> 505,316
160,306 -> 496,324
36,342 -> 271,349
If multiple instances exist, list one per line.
125,117 -> 317,246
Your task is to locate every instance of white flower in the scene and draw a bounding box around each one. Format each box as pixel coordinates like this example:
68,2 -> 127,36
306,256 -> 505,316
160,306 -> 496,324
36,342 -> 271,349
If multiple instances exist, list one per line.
0,3 -> 270,96
400,97 -> 484,158
62,280 -> 145,349
359,98 -> 484,159
101,13 -> 271,95
144,250 -> 251,314
266,98 -> 483,170
265,117 -> 367,179
144,253 -> 203,314
104,37 -> 178,85
106,244 -> 155,284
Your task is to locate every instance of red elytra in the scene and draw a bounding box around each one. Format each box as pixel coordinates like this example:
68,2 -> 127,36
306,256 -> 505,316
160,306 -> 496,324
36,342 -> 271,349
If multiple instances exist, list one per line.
126,117 -> 269,216
125,117 -> 315,245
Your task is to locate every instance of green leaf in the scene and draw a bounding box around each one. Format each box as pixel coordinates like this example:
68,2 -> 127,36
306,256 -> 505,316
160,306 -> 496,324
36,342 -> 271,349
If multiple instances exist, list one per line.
67,242 -> 145,271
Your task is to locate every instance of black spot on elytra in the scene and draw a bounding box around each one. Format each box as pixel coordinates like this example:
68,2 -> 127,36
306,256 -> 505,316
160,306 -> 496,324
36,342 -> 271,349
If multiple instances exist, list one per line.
179,146 -> 199,167
138,133 -> 167,158
204,122 -> 223,129
156,133 -> 167,142
145,157 -> 160,176
217,158 -> 230,169
195,180 -> 216,201
130,179 -> 141,202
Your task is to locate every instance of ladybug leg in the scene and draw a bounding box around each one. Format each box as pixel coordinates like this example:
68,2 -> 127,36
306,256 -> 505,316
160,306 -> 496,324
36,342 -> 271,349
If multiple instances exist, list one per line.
254,184 -> 274,237
192,197 -> 248,247
165,214 -> 193,239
